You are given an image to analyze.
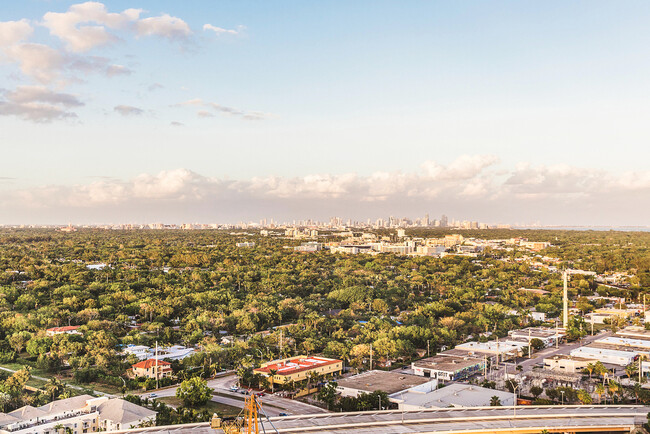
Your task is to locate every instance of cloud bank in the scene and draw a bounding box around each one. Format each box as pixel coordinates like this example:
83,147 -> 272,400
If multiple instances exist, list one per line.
1,155 -> 648,226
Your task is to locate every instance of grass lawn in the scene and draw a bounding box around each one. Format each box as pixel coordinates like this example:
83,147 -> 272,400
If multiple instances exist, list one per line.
158,396 -> 241,418
0,362 -> 49,379
212,390 -> 245,402
67,380 -> 123,396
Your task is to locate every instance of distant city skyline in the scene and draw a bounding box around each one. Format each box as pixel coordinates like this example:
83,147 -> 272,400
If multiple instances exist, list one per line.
2,1 -> 650,225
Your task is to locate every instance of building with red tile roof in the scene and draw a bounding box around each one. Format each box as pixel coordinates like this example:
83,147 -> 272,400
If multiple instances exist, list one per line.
46,325 -> 82,336
131,359 -> 172,379
254,355 -> 342,385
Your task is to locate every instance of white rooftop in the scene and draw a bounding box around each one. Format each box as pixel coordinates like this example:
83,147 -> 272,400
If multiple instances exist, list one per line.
595,336 -> 650,349
392,383 -> 514,409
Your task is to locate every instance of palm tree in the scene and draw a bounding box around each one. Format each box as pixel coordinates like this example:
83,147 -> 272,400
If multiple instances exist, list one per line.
45,378 -> 64,401
608,381 -> 621,403
584,363 -> 595,379
268,369 -> 278,393
625,363 -> 637,380
577,389 -> 592,405
490,396 -> 502,406
595,384 -> 605,404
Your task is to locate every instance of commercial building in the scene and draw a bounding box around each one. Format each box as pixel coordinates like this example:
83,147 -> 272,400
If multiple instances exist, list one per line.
335,370 -> 436,398
411,355 -> 485,381
254,356 -> 342,385
391,383 -> 514,410
0,395 -> 155,434
543,355 -> 596,373
594,336 -> 650,351
617,326 -> 650,340
455,340 -> 526,361
507,327 -> 565,348
570,346 -> 638,366
131,359 -> 173,379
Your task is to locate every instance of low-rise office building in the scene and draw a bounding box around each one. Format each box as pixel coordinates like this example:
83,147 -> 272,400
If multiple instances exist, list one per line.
335,370 -> 437,398
570,345 -> 638,366
455,340 -> 526,361
412,355 -> 485,381
617,326 -> 650,340
254,356 -> 342,385
543,354 -> 596,373
507,327 -> 565,348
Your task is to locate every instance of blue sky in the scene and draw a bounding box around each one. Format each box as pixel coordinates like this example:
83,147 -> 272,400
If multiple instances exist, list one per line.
1,1 -> 650,224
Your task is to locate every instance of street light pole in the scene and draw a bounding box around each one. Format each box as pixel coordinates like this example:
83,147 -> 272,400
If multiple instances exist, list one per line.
560,390 -> 565,406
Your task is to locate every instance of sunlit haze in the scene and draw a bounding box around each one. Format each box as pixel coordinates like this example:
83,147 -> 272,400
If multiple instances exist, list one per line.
2,1 -> 650,225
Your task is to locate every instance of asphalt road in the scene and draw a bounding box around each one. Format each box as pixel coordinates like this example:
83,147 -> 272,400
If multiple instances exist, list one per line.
139,373 -> 328,416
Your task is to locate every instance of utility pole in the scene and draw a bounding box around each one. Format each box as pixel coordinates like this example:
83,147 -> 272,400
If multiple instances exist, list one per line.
555,321 -> 559,349
563,270 -> 569,329
427,340 -> 430,358
280,329 -> 283,355
496,336 -> 500,365
484,355 -> 487,377
155,340 -> 159,390
369,344 -> 373,371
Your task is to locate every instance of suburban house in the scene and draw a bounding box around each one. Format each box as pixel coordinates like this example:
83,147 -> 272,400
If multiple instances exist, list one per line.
46,326 -> 82,337
131,359 -> 173,379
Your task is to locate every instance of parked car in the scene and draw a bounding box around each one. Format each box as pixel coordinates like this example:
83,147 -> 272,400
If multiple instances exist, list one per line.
230,385 -> 239,392
149,393 -> 158,398
279,412 -> 289,417
255,392 -> 265,397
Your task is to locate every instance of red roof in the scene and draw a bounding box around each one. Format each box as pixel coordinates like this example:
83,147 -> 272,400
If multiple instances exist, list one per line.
255,356 -> 341,376
47,326 -> 80,332
132,359 -> 172,369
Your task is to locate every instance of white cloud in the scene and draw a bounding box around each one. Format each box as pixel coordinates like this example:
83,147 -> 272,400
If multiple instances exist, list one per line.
203,24 -> 242,36
41,2 -> 143,52
0,85 -> 83,122
3,43 -> 67,84
174,98 -> 271,120
197,110 -> 214,118
0,19 -> 33,47
135,14 -> 191,40
106,64 -> 132,76
113,105 -> 143,116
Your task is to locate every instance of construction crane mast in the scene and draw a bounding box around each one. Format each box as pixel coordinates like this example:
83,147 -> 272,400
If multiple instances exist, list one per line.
212,393 -> 279,434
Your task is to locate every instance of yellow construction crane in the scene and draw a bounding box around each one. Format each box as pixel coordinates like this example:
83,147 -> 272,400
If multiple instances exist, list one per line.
212,393 -> 278,434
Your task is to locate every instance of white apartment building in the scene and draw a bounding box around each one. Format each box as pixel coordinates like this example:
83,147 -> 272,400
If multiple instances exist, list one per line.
0,395 -> 155,434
